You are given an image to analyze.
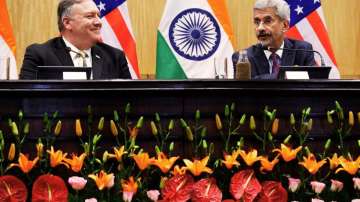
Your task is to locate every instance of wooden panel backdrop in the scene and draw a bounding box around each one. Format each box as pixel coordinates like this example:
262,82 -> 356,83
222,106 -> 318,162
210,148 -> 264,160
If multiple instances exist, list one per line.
6,0 -> 360,78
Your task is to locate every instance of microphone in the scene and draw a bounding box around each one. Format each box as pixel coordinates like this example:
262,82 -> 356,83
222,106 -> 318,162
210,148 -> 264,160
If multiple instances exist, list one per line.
257,43 -> 326,66
65,47 -> 87,57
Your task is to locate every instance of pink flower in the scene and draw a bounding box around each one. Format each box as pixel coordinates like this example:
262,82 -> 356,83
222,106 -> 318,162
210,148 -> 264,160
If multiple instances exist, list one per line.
351,199 -> 360,202
311,199 -> 324,202
123,191 -> 135,202
330,179 -> 343,192
353,177 -> 360,190
68,176 -> 87,191
288,177 -> 301,192
147,190 -> 160,201
85,198 -> 97,202
310,181 -> 326,194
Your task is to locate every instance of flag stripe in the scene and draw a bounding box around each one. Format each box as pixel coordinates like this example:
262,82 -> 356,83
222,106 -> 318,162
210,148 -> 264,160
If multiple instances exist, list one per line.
286,27 -> 304,41
291,17 -> 340,78
207,0 -> 235,45
307,10 -> 337,66
0,0 -> 15,54
105,8 -> 140,77
117,4 -> 136,40
156,31 -> 186,79
295,18 -> 335,67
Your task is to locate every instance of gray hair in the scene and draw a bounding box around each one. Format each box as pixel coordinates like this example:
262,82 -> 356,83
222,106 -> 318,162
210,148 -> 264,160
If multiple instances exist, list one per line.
254,0 -> 290,21
57,0 -> 83,32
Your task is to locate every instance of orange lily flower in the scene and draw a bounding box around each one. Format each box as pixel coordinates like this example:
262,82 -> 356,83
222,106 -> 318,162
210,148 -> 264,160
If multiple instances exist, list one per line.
273,144 -> 302,162
64,153 -> 86,173
299,154 -> 327,175
327,153 -> 344,170
121,176 -> 139,202
8,153 -> 39,173
238,149 -> 261,166
183,156 -> 213,176
108,146 -> 127,162
151,152 -> 179,173
221,151 -> 240,169
88,170 -> 115,190
132,152 -> 154,170
171,165 -> 187,176
336,158 -> 359,175
259,155 -> 279,173
47,146 -> 68,168
121,176 -> 138,193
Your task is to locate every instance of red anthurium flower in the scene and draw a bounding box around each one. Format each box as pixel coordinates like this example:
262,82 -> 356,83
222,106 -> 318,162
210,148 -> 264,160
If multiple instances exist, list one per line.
256,181 -> 288,202
230,169 -> 261,202
32,174 -> 68,202
0,175 -> 28,202
161,174 -> 194,202
192,178 -> 222,202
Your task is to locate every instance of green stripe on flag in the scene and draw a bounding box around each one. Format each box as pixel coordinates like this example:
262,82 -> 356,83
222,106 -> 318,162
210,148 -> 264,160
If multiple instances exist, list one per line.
156,31 -> 187,79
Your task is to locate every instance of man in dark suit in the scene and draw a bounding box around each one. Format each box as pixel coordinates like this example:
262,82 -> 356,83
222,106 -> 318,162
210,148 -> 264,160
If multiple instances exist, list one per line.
233,0 -> 315,79
20,0 -> 131,80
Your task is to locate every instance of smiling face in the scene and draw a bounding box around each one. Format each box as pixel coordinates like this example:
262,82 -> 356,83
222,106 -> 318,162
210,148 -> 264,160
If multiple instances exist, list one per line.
253,7 -> 289,49
62,0 -> 102,50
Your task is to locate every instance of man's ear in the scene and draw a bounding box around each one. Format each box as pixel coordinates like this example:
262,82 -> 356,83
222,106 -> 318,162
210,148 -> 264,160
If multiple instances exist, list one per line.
62,16 -> 72,30
282,20 -> 290,32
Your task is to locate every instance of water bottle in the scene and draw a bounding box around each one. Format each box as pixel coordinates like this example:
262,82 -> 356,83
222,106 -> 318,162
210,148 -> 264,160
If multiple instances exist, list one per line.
235,50 -> 251,80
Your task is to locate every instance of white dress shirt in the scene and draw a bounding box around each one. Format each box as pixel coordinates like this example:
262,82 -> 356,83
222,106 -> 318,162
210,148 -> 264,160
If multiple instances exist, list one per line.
263,41 -> 284,74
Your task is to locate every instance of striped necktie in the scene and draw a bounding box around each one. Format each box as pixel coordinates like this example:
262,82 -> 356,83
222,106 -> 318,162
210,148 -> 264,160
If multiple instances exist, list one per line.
270,52 -> 280,76
75,51 -> 88,67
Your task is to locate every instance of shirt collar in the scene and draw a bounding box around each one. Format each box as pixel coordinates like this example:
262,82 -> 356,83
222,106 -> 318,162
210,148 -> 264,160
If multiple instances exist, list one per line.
62,37 -> 91,57
264,41 -> 284,60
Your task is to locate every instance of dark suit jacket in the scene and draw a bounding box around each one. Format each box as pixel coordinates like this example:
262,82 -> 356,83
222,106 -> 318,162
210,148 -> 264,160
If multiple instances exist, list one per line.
232,38 -> 316,79
20,37 -> 131,80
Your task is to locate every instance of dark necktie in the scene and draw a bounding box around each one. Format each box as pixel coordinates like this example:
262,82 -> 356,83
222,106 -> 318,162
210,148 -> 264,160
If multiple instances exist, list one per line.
270,52 -> 280,76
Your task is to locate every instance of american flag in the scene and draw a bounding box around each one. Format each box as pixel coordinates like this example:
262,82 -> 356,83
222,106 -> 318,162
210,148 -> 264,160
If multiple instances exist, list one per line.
94,0 -> 140,79
285,0 -> 340,79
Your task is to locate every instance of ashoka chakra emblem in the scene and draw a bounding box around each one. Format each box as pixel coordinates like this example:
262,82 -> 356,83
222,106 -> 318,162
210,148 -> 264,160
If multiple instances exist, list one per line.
169,8 -> 221,61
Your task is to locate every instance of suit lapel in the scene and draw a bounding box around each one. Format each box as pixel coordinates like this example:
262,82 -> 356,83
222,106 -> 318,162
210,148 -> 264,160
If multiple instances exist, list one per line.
53,37 -> 74,66
91,46 -> 103,79
281,38 -> 296,66
253,47 -> 270,74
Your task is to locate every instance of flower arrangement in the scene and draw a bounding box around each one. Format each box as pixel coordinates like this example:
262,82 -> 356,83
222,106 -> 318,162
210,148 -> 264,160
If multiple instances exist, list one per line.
0,101 -> 359,201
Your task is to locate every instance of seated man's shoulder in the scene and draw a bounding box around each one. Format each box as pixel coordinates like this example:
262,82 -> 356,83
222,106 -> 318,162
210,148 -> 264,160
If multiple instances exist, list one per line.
26,37 -> 62,51
287,38 -> 313,49
95,42 -> 125,56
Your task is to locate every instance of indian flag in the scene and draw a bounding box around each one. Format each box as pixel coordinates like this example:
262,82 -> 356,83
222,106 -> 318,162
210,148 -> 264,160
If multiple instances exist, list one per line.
0,0 -> 18,79
156,0 -> 235,79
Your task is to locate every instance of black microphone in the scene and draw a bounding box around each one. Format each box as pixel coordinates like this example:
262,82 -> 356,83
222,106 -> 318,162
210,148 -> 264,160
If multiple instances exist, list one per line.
257,43 -> 326,66
65,47 -> 87,57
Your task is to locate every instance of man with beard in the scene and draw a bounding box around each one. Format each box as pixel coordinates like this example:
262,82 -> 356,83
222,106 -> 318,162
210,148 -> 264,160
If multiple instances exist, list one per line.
20,0 -> 131,80
233,0 -> 316,79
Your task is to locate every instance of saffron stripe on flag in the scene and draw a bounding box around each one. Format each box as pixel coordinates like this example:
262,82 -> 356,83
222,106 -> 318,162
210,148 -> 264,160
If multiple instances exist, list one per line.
307,10 -> 337,66
0,0 -> 16,54
105,8 -> 140,78
208,0 -> 235,45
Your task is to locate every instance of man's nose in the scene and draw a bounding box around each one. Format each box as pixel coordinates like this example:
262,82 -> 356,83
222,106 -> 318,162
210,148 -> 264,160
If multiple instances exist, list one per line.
94,16 -> 102,27
256,21 -> 265,31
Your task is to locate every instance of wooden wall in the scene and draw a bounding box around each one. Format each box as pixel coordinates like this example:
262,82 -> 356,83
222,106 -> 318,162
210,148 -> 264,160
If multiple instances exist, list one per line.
6,0 -> 360,78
